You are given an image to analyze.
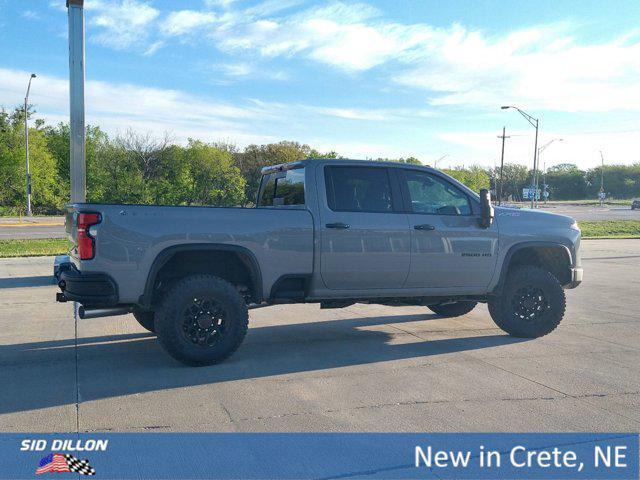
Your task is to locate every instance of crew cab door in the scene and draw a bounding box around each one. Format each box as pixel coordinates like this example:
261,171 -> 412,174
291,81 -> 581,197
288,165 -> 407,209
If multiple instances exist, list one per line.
399,169 -> 498,289
319,165 -> 410,290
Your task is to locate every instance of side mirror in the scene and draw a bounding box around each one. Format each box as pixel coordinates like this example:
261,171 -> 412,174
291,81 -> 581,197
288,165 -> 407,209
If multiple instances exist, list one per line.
478,189 -> 494,229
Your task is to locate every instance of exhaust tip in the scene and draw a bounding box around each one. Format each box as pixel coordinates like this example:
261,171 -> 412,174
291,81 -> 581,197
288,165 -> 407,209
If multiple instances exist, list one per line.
78,306 -> 132,320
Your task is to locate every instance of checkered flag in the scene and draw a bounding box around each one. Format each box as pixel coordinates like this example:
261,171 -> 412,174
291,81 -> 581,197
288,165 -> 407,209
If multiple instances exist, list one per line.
64,454 -> 96,476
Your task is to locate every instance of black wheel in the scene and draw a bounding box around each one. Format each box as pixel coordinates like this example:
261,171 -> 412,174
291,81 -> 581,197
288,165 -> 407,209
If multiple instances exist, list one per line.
428,301 -> 477,317
488,265 -> 566,338
133,308 -> 156,333
155,274 -> 248,366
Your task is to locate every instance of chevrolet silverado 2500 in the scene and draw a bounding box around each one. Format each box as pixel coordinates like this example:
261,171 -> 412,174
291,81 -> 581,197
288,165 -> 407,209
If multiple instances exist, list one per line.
55,159 -> 582,366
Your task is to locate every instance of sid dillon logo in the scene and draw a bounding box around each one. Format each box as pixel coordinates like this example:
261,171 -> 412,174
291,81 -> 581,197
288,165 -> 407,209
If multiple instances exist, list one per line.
21,439 -> 107,476
35,453 -> 95,476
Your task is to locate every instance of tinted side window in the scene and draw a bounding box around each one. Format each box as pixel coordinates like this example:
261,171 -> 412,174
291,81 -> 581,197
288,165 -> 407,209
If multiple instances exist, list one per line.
258,168 -> 305,206
258,173 -> 276,206
275,168 -> 305,205
404,170 -> 471,215
326,167 -> 393,213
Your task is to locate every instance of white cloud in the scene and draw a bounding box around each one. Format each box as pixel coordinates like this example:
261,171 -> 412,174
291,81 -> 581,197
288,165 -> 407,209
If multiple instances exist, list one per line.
22,10 -> 41,20
214,2 -> 416,70
311,140 -> 419,161
46,0 -> 640,114
203,0 -> 239,9
211,2 -> 640,112
0,68 -> 276,144
1,67 -> 432,150
394,25 -> 640,112
248,98 -> 435,121
217,62 -> 253,77
160,10 -> 217,37
243,0 -> 305,18
87,0 -> 160,50
211,63 -> 289,82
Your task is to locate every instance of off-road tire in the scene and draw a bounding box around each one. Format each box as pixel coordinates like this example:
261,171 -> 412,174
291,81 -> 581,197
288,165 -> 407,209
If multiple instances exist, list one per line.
133,308 -> 156,333
428,301 -> 477,317
488,265 -> 566,338
155,274 -> 249,366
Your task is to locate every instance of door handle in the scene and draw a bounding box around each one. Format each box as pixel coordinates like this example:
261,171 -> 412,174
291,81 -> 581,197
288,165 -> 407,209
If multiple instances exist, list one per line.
326,222 -> 350,229
414,224 -> 435,231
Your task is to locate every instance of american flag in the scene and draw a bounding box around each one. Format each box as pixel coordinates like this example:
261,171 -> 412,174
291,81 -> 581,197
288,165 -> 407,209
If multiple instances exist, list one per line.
36,453 -> 96,476
35,454 -> 70,475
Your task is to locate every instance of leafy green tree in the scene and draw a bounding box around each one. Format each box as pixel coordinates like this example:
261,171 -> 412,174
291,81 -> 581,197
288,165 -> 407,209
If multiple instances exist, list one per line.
235,141 -> 314,204
0,108 -> 25,211
183,140 -> 245,206
544,164 -> 586,200
491,163 -> 530,201
584,164 -> 640,199
373,156 -> 422,165
442,165 -> 490,192
399,156 -> 422,165
0,107 -> 63,214
44,122 -> 107,203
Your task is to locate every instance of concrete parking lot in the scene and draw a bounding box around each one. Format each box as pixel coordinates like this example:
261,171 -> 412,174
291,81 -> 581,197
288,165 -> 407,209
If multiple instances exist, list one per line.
0,239 -> 639,433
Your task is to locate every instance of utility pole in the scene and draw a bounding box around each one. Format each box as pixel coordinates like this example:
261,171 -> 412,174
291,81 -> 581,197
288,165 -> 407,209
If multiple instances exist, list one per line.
24,73 -> 36,216
68,0 -> 86,203
501,106 -> 540,209
497,127 -> 510,205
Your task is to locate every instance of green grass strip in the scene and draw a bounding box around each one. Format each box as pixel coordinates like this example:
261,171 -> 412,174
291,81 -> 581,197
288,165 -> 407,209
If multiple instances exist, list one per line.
0,238 -> 71,258
580,220 -> 640,239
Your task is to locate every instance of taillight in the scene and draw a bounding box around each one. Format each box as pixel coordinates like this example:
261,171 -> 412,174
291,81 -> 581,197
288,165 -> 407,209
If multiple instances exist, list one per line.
77,212 -> 101,260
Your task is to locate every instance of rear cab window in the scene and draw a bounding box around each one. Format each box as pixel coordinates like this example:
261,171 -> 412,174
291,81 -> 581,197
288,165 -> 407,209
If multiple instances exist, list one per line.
258,167 -> 305,207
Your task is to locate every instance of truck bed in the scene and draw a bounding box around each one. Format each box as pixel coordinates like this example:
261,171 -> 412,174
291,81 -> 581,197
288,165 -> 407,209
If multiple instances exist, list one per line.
65,203 -> 314,304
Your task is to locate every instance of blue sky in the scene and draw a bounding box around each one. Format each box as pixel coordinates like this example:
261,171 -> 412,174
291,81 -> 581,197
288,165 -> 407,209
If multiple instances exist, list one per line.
1,0 -> 639,169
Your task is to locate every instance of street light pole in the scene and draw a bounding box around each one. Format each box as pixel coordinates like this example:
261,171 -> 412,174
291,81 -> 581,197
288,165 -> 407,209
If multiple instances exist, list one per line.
24,73 -> 36,217
536,138 -> 563,204
543,162 -> 546,203
599,150 -> 605,207
501,106 -> 539,208
434,154 -> 448,168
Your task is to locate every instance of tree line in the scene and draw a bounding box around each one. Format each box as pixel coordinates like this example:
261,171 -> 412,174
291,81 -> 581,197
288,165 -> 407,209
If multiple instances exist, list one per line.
1,106 -> 639,214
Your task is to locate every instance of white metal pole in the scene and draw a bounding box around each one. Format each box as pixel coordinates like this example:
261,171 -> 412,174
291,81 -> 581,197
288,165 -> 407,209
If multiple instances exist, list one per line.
24,75 -> 35,216
68,0 -> 86,203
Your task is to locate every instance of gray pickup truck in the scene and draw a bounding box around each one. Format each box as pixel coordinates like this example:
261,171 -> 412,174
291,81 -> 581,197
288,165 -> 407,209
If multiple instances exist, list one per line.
55,159 -> 582,366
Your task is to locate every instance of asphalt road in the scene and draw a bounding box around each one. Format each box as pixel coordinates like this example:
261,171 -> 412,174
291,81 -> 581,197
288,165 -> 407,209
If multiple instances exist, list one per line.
0,225 -> 66,239
0,217 -> 66,240
0,239 -> 639,433
535,205 -> 640,221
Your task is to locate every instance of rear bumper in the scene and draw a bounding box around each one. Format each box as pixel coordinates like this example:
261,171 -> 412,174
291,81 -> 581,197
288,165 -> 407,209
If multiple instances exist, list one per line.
55,259 -> 118,306
564,267 -> 583,289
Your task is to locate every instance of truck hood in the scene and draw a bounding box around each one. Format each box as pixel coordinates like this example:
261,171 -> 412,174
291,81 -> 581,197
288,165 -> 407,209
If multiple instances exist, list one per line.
494,206 -> 576,229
